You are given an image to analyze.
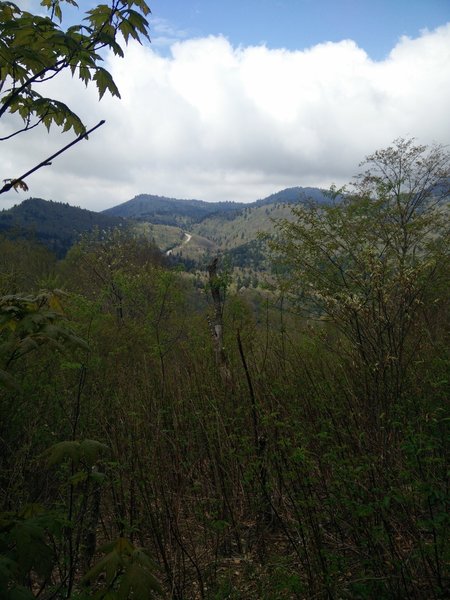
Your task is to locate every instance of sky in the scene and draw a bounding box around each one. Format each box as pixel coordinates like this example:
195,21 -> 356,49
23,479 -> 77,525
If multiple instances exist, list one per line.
1,0 -> 450,211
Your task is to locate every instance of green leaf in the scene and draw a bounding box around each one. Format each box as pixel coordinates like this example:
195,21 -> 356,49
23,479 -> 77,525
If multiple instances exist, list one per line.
93,67 -> 121,100
83,548 -> 121,586
43,439 -> 108,466
12,520 -> 54,579
69,470 -> 89,486
118,19 -> 136,44
83,538 -> 163,597
0,0 -> 150,141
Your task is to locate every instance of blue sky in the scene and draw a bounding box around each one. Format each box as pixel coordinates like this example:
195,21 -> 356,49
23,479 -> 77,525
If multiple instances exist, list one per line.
2,1 -> 450,209
150,0 -> 450,59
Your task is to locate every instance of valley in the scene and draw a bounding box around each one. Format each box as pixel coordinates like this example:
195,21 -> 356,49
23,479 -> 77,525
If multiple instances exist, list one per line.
1,145 -> 449,599
0,186 -> 329,279
1,0 -> 449,596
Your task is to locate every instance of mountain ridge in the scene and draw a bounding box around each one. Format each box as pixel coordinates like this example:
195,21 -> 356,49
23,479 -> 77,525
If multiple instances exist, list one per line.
102,186 -> 330,226
0,186 -> 329,258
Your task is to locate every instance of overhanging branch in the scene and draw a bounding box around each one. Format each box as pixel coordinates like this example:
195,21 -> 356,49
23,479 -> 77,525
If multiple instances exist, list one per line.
0,119 -> 105,195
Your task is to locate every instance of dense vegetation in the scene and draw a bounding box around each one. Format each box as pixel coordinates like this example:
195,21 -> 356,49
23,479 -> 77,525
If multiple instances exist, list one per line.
1,139 -> 448,599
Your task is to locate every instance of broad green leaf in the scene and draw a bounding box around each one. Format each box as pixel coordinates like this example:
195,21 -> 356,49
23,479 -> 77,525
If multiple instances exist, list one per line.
43,439 -> 108,466
83,538 -> 162,598
93,67 -> 121,100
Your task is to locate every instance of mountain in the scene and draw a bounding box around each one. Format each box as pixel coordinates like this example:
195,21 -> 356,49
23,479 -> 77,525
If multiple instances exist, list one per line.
100,187 -> 330,267
253,186 -> 330,207
0,198 -> 125,257
0,186 -> 330,261
191,200 -> 296,250
102,187 -> 330,226
103,194 -> 241,227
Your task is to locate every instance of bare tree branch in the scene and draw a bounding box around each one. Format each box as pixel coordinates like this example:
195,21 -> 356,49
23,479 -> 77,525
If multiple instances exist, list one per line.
0,120 -> 105,195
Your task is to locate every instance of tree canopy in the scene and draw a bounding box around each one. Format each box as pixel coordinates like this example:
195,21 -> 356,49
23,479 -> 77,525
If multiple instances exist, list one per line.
271,138 -> 450,411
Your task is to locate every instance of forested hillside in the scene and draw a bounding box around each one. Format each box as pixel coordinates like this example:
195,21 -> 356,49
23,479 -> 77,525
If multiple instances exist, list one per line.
0,198 -> 125,257
0,188 -> 327,264
1,140 -> 449,599
103,194 -> 241,226
102,187 -> 329,225
191,202 -> 298,250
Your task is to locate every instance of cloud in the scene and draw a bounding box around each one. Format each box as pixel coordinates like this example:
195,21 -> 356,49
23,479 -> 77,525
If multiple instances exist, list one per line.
1,23 -> 450,210
150,17 -> 189,48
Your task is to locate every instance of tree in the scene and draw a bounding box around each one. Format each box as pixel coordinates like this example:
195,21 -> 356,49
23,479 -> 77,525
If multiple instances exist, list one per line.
0,0 -> 151,194
271,138 -> 449,412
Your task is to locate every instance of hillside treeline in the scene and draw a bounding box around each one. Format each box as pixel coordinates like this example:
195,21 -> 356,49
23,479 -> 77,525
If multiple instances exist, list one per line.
0,140 -> 449,599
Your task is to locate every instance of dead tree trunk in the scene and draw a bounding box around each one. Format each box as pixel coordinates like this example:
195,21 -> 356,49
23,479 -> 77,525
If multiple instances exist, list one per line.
208,257 -> 232,386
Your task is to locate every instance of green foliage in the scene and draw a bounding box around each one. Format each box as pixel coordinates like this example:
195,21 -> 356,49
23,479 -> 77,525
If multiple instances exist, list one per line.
83,538 -> 162,598
0,143 -> 448,598
0,505 -> 63,600
271,139 -> 449,409
0,290 -> 87,388
224,239 -> 268,271
0,0 -> 151,192
0,0 -> 150,136
43,439 -> 109,468
0,235 -> 56,294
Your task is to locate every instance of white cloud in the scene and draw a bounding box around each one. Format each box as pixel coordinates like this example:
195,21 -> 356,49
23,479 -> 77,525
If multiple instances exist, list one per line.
151,17 -> 189,47
1,23 -> 450,210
